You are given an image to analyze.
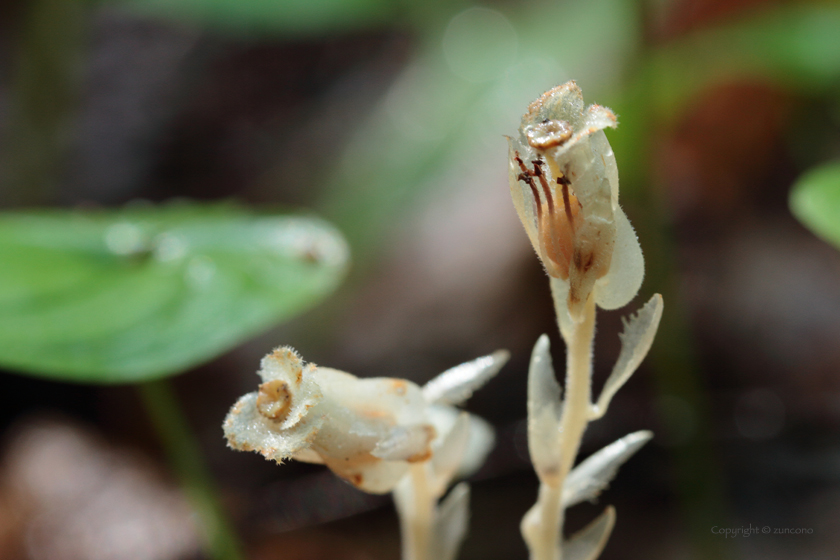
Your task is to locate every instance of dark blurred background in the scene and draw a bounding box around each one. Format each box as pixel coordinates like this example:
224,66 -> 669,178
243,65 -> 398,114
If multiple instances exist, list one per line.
2,0 -> 840,558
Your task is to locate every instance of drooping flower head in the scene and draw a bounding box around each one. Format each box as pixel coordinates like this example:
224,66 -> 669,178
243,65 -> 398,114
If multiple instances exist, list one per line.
508,82 -> 644,320
224,346 -> 507,494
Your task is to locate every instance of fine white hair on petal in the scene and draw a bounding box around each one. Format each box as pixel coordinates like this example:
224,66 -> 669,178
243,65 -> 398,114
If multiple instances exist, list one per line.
222,392 -> 323,463
422,350 -> 510,405
225,347 -> 501,495
256,347 -> 323,431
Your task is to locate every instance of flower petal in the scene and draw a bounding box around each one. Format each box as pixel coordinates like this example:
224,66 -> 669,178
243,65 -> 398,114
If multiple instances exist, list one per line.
524,81 -> 585,129
427,405 -> 495,480
428,412 -> 470,493
371,424 -> 436,462
508,139 -> 541,258
593,206 -> 644,311
257,347 -> 323,430
223,392 -> 322,462
316,367 -> 428,425
322,454 -> 410,494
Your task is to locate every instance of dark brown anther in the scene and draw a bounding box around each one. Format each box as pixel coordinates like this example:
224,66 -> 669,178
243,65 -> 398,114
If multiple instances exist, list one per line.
533,161 -> 554,215
518,172 -> 534,185
514,153 -> 529,173
516,152 -> 543,215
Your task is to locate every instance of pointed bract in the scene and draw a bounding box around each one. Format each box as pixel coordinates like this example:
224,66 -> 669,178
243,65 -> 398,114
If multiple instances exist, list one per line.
527,335 -> 564,487
434,483 -> 471,560
563,506 -> 616,560
428,412 -> 471,495
423,350 -> 509,405
591,294 -> 663,419
563,431 -> 653,507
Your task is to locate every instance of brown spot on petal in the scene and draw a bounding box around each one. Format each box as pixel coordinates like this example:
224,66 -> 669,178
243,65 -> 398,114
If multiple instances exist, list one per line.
407,449 -> 433,463
389,380 -> 407,396
257,380 -> 292,422
406,425 -> 436,463
350,473 -> 364,486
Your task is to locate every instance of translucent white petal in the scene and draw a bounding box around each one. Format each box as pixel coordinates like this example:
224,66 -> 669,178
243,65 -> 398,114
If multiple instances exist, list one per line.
594,206 -> 644,310
429,413 -> 471,494
525,81 -> 585,129
562,431 -> 653,507
371,424 -> 437,462
424,406 -> 495,481
291,448 -> 324,464
459,414 -> 495,479
508,139 -> 541,257
591,294 -> 663,419
587,129 -> 619,211
316,367 -> 428,425
583,105 -> 618,135
527,335 -> 564,487
563,506 -> 616,560
223,393 -> 323,462
422,350 -> 510,405
257,347 -> 323,430
320,453 -> 410,494
434,483 -> 471,560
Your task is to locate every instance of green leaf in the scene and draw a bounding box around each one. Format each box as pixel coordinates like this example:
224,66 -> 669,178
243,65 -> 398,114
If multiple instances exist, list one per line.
121,0 -> 399,37
640,3 -> 840,123
0,202 -> 349,383
790,161 -> 840,250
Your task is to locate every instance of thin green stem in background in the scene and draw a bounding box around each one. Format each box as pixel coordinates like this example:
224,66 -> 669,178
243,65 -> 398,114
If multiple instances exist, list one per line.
1,0 -> 92,207
138,379 -> 244,560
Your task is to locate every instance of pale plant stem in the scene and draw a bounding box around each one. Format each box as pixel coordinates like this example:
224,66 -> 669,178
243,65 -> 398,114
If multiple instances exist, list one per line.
532,291 -> 597,560
531,482 -> 563,560
401,463 -> 435,560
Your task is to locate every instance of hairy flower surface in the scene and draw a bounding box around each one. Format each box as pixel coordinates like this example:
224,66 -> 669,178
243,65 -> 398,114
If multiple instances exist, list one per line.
224,346 -> 506,493
508,81 -> 644,320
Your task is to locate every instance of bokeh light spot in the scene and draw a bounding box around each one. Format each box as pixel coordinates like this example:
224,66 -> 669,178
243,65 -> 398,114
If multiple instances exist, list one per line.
442,7 -> 518,83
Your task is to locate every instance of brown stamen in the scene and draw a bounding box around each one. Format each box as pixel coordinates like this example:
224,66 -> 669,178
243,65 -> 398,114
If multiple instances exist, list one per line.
557,174 -> 575,231
515,153 -> 543,216
532,160 -> 554,215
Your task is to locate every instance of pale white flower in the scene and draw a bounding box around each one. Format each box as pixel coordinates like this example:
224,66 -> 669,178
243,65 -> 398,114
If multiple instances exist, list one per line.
223,346 -> 507,494
508,81 -> 644,321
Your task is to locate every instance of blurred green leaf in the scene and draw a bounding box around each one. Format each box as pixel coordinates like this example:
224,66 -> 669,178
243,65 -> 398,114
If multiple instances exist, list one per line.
122,0 -> 400,36
642,3 -> 840,123
0,202 -> 348,383
790,161 -> 840,250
